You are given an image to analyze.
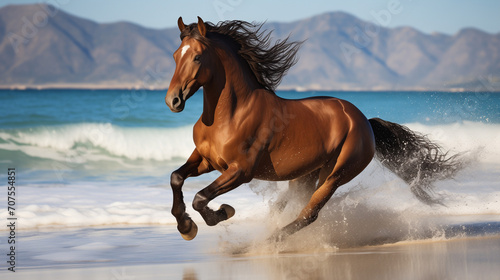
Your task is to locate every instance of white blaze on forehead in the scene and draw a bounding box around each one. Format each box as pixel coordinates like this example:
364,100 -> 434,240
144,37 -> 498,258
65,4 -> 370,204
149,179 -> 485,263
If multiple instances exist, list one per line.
180,45 -> 191,58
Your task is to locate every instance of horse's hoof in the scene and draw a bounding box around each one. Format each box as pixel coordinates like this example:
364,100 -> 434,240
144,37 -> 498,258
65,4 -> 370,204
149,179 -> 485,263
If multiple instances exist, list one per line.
180,221 -> 198,241
220,204 -> 235,219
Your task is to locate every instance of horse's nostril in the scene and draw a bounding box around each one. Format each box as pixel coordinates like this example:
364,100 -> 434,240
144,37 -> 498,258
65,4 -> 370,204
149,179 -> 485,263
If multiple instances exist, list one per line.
172,97 -> 180,107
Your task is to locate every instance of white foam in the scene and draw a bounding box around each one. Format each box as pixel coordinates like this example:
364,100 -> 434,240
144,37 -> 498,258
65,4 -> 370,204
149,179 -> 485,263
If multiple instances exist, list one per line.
2,161 -> 498,234
405,121 -> 500,164
1,121 -> 499,164
0,123 -> 195,162
72,242 -> 116,250
0,121 -> 498,238
0,181 -> 269,230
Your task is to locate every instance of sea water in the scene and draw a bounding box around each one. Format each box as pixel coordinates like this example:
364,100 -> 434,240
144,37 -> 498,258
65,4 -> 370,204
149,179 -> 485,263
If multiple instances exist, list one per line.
0,89 -> 499,244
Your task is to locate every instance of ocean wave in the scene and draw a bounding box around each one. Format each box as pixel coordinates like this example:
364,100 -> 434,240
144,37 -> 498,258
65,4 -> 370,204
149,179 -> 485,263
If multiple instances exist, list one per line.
0,123 -> 195,162
0,121 -> 499,165
3,161 -> 499,245
405,121 -> 500,164
0,124 -> 498,243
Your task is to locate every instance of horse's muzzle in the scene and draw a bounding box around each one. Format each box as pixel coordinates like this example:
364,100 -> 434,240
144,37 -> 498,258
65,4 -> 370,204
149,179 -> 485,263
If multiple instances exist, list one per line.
165,89 -> 185,113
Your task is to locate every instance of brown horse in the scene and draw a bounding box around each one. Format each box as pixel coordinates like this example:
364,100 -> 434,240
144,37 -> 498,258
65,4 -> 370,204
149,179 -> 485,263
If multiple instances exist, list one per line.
165,17 -> 462,241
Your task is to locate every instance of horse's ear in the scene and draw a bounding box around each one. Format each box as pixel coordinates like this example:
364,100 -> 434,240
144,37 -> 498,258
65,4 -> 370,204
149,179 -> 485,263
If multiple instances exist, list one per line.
177,17 -> 186,32
197,16 -> 207,37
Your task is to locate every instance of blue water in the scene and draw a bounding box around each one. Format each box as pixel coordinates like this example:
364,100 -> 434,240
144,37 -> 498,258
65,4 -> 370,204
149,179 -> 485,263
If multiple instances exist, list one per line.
1,90 -> 498,129
0,89 -> 498,183
0,89 -> 499,231
1,89 -> 497,170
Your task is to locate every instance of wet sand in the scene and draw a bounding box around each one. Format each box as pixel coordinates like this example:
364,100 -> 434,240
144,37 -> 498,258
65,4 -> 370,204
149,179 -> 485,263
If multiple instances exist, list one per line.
2,225 -> 500,280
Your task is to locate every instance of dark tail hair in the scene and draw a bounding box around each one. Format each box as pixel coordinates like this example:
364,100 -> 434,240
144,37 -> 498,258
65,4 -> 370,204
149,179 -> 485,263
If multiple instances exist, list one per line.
368,118 -> 464,204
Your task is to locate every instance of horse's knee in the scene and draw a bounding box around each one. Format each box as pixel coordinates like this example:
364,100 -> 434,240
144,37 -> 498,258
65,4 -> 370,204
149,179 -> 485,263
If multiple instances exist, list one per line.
170,171 -> 184,189
192,192 -> 208,211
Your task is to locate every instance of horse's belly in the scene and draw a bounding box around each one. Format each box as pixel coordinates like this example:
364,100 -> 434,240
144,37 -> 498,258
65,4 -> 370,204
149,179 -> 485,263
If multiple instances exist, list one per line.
253,148 -> 329,181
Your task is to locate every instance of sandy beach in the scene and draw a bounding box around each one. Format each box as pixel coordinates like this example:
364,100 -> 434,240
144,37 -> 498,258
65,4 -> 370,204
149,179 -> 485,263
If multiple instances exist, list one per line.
1,223 -> 499,280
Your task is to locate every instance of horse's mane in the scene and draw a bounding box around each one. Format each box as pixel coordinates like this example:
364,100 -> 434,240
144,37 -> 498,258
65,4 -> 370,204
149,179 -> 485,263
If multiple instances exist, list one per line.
180,20 -> 302,92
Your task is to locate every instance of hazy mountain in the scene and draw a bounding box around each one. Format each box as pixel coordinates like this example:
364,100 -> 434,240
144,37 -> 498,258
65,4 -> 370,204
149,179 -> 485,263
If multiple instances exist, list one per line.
1,4 -> 499,90
0,4 -> 179,88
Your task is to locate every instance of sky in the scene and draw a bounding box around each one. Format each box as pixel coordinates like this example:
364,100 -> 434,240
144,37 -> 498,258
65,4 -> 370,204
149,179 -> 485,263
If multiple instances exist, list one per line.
1,0 -> 500,35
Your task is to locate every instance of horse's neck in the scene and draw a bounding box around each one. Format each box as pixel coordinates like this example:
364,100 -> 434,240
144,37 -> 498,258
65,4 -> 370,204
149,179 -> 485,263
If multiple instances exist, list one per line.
201,47 -> 263,126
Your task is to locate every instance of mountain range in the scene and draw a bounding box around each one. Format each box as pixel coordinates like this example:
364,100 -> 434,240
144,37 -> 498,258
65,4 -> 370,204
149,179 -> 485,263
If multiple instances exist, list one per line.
1,4 -> 499,91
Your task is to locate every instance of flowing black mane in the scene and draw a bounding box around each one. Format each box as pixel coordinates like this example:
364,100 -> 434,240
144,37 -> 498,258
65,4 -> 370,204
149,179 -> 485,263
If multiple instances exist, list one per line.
180,20 -> 302,92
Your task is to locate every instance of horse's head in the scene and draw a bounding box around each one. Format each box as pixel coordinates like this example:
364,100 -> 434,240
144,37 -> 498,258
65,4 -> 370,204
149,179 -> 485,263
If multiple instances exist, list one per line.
165,17 -> 212,113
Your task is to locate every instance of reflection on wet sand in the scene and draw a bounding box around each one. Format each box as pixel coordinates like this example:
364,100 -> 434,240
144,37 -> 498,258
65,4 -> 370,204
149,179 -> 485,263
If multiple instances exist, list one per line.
182,268 -> 198,280
4,234 -> 498,279
181,236 -> 500,280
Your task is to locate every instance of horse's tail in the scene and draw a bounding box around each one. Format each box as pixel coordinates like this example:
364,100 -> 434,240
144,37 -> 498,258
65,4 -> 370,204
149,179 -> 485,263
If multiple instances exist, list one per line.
368,118 -> 464,204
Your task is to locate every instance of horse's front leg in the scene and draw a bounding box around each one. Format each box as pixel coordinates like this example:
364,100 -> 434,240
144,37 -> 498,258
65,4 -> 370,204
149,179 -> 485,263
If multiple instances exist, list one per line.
171,149 -> 213,240
192,163 -> 251,226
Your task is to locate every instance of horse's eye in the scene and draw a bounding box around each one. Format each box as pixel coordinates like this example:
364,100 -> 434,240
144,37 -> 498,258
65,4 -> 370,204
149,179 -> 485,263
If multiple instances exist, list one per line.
194,55 -> 201,62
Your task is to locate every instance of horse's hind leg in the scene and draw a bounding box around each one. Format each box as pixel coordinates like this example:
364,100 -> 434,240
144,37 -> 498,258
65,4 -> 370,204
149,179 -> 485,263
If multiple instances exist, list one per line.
274,170 -> 320,212
272,142 -> 373,240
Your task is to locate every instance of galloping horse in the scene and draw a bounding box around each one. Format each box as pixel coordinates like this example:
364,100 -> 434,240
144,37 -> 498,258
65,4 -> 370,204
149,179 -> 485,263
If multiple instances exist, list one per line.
165,17 -> 462,241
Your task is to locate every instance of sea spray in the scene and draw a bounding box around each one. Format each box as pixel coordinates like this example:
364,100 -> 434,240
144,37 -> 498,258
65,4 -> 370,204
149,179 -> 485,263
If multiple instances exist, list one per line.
218,158 -> 500,251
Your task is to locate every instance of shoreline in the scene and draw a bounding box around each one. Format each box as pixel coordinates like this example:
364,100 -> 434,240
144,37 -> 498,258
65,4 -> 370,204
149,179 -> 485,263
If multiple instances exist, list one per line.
2,227 -> 499,279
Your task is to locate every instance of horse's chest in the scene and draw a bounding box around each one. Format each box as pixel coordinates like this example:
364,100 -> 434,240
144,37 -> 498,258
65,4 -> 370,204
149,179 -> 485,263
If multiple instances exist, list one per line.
194,131 -> 229,171
195,139 -> 212,159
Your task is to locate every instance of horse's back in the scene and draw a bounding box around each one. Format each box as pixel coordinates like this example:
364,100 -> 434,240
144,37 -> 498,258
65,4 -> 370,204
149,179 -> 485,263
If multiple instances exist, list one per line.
287,96 -> 373,144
